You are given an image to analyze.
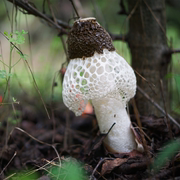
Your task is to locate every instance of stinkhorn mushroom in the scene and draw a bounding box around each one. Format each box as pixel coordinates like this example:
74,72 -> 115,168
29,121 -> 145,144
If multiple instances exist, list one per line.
62,17 -> 143,153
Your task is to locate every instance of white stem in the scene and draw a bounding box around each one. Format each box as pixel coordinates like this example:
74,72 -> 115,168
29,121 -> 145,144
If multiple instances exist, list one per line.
92,97 -> 137,153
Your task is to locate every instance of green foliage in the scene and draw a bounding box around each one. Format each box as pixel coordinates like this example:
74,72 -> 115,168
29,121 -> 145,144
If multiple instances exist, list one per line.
152,139 -> 180,173
49,159 -> 86,180
16,51 -> 29,60
9,171 -> 39,180
165,73 -> 180,114
4,30 -> 28,45
0,70 -> 12,79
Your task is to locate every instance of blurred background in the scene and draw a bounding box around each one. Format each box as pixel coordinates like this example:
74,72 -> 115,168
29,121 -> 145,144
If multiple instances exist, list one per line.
0,0 -> 180,114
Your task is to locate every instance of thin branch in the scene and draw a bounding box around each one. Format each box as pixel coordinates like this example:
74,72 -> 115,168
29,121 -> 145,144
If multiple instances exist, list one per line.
14,127 -> 61,165
0,151 -> 17,176
160,79 -> 173,138
168,49 -> 180,55
134,70 -> 157,95
132,99 -> 149,155
137,86 -> 180,128
7,0 -> 71,33
90,157 -> 114,180
69,0 -> 80,18
0,32 -> 50,119
143,0 -> 166,36
109,33 -> 128,42
118,0 -> 128,15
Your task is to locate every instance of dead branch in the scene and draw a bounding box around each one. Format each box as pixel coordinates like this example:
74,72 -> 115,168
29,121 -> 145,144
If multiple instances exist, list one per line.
118,0 -> 128,15
69,0 -> 80,18
110,33 -> 128,42
7,0 -> 71,33
169,49 -> 180,54
160,79 -> 173,138
137,86 -> 180,128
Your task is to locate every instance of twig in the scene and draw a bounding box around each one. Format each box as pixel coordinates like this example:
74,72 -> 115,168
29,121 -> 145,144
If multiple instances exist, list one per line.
90,157 -> 114,180
0,151 -> 17,176
134,70 -> 157,95
3,0 -> 11,23
167,49 -> 180,55
42,0 -> 46,14
63,111 -> 70,150
7,0 -> 70,32
107,122 -> 116,136
47,0 -> 58,143
118,0 -> 128,15
0,32 -> 50,119
69,0 -> 80,18
137,86 -> 180,128
132,99 -> 149,155
127,0 -> 140,20
14,127 -> 61,166
47,0 -> 57,24
171,49 -> 180,54
160,79 -> 173,138
109,33 -> 128,42
50,72 -> 58,143
143,0 -> 166,37
4,173 -> 16,180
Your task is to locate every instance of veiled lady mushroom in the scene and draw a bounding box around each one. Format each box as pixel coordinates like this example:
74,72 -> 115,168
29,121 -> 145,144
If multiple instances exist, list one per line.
62,17 -> 143,153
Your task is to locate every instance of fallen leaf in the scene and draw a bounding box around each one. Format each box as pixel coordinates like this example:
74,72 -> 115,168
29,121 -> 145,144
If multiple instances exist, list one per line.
101,158 -> 127,175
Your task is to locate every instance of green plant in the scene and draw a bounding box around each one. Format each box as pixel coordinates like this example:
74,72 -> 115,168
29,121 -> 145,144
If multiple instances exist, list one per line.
0,30 -> 28,102
152,139 -> 180,173
49,159 -> 86,180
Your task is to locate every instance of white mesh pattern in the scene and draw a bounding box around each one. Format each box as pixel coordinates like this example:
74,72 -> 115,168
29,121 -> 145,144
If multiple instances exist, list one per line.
62,49 -> 136,116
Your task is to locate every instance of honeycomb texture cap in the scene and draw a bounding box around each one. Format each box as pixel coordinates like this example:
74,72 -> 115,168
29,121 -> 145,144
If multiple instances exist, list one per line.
63,49 -> 136,116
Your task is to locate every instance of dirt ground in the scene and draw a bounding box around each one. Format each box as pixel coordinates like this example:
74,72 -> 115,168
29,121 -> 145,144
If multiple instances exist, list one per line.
0,98 -> 180,180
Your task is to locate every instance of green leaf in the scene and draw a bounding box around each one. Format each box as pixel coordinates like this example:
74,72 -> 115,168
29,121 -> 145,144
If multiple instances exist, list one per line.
22,30 -> 28,34
12,97 -> 17,102
165,73 -> 174,79
21,54 -> 28,60
16,51 -> 28,60
152,139 -> 180,173
174,75 -> 180,97
4,31 -> 8,36
0,70 -> 12,79
6,30 -> 28,45
0,70 -> 7,79
49,160 -> 86,180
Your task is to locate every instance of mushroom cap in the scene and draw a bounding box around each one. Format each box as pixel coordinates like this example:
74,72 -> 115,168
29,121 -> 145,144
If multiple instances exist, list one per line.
67,17 -> 115,59
62,49 -> 136,116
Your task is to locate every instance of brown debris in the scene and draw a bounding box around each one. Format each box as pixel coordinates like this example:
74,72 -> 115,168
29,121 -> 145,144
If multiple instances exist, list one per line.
101,158 -> 128,175
0,100 -> 180,179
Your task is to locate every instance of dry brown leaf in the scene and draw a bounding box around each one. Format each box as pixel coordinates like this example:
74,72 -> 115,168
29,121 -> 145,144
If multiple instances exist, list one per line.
101,158 -> 127,175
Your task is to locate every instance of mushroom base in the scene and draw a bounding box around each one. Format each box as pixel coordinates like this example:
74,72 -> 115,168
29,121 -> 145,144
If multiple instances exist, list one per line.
92,97 -> 137,153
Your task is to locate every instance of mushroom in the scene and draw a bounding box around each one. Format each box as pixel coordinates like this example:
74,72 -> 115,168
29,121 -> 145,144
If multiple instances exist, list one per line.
62,17 -> 143,153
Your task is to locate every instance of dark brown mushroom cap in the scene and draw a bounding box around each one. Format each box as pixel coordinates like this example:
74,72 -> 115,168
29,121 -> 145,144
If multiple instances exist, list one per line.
67,17 -> 115,60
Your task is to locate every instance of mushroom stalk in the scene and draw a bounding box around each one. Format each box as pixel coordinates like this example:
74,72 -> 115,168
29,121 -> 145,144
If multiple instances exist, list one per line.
92,97 -> 136,153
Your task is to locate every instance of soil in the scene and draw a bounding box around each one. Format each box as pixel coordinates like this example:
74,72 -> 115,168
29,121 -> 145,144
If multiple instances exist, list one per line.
0,97 -> 180,180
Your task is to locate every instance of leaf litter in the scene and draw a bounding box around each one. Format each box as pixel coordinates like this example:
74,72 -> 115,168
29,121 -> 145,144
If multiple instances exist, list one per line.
0,98 -> 180,180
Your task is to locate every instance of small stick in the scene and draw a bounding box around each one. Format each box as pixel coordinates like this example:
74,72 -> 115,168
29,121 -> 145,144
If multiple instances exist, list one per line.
69,0 -> 80,18
0,32 -> 50,119
90,157 -> 114,180
160,79 -> 173,138
132,99 -> 149,156
137,86 -> 180,128
0,151 -> 17,176
14,127 -> 61,166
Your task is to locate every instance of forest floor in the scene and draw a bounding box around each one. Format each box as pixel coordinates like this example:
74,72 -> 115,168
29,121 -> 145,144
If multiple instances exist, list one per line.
0,98 -> 180,180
